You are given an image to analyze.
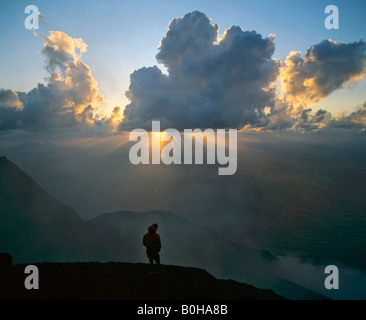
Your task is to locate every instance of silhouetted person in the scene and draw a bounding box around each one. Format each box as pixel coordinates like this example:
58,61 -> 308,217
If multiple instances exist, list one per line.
143,224 -> 161,272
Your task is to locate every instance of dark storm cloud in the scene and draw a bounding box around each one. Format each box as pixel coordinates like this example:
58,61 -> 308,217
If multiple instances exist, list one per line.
1,12 -> 366,135
121,11 -> 279,130
280,39 -> 366,105
293,108 -> 332,131
121,12 -> 366,132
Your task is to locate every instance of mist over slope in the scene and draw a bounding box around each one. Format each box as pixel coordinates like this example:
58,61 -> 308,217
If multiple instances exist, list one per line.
0,156 -> 328,300
1,132 -> 365,272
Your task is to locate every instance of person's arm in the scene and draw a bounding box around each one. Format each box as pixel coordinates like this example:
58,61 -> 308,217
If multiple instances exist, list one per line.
156,234 -> 161,251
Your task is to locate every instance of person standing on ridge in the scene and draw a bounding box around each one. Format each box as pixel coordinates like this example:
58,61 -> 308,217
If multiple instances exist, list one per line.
143,223 -> 161,273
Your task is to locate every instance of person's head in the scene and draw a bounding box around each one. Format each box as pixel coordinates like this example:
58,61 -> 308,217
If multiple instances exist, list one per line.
152,223 -> 158,230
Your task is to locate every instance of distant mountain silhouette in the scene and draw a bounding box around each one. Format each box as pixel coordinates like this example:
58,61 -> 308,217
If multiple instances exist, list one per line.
0,156 -> 84,262
0,156 -> 327,300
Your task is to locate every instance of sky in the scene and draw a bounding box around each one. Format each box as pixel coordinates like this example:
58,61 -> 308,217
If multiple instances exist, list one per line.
0,0 -> 366,137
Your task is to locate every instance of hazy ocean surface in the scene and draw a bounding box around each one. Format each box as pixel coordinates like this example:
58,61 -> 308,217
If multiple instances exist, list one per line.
1,132 -> 366,274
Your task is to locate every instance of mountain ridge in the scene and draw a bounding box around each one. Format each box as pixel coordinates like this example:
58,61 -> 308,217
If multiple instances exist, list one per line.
2,260 -> 287,300
0,155 -> 328,300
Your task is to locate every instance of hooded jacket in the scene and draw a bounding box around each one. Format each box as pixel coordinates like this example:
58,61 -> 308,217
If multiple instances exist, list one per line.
143,225 -> 161,255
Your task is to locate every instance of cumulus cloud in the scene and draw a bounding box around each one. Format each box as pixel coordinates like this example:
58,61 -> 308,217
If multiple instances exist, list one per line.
121,11 -> 279,130
0,31 -> 121,134
121,12 -> 366,132
42,31 -> 87,75
0,89 -> 24,110
326,102 -> 366,129
0,89 -> 24,130
1,13 -> 366,135
292,108 -> 331,131
280,39 -> 366,105
261,101 -> 366,132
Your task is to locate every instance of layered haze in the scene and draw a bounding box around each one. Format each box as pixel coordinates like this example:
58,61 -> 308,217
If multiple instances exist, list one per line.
1,132 -> 366,299
1,132 -> 365,268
